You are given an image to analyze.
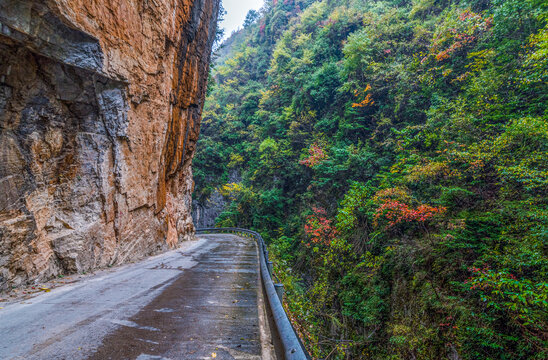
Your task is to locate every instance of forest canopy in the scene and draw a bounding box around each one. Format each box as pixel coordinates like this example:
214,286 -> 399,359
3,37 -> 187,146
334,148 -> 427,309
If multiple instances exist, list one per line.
194,0 -> 547,358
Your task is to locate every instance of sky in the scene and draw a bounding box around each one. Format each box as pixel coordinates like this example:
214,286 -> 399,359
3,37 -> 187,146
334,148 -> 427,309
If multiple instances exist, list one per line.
220,0 -> 265,38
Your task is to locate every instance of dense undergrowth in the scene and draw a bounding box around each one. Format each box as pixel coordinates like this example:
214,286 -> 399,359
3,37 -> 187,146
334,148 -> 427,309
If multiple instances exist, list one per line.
194,0 -> 547,358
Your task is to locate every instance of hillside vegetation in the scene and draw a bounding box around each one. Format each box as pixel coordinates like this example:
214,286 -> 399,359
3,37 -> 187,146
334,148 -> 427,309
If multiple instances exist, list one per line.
194,0 -> 547,358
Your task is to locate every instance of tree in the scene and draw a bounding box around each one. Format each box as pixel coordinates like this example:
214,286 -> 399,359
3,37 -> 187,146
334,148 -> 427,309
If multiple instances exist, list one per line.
243,9 -> 259,28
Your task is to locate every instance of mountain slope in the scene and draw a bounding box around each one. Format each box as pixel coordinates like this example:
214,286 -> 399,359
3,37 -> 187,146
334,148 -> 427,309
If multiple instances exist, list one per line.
194,0 -> 547,358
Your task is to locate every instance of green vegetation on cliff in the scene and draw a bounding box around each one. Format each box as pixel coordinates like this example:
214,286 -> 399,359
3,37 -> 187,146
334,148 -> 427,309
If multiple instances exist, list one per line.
194,0 -> 547,358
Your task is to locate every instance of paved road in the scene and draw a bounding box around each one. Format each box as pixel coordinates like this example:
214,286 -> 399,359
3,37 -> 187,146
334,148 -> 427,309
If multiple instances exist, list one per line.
0,234 -> 273,360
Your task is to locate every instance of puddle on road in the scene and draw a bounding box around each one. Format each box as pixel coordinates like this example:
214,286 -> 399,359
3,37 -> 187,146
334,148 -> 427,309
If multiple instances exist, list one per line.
153,308 -> 175,313
136,354 -> 171,360
111,319 -> 160,332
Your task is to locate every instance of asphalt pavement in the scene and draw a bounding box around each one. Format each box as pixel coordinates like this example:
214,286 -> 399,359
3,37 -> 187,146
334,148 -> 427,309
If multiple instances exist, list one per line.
0,234 -> 273,360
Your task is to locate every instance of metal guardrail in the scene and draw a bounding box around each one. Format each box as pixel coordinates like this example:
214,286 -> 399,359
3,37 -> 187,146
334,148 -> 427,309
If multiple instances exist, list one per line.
196,227 -> 309,360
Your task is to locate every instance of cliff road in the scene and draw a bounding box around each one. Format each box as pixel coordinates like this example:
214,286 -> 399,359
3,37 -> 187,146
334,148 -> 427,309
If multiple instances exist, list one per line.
0,234 -> 277,359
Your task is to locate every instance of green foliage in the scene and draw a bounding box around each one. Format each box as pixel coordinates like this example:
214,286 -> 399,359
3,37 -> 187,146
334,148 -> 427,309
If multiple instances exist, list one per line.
194,0 -> 548,358
336,182 -> 375,233
467,268 -> 548,327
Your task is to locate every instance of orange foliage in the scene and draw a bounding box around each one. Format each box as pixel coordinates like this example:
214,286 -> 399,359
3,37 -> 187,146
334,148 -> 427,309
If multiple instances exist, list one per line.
352,84 -> 374,108
304,207 -> 338,246
374,200 -> 446,228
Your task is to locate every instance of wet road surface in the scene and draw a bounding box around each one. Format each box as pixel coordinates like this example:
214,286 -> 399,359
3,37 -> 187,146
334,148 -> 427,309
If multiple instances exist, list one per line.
0,234 -> 271,360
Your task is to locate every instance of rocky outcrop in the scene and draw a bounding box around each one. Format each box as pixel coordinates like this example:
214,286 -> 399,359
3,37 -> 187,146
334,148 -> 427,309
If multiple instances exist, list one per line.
192,170 -> 240,228
0,0 -> 220,290
192,190 -> 226,229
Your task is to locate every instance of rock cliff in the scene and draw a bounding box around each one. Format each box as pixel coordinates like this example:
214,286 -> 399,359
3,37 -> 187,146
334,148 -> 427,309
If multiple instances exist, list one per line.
0,0 -> 220,290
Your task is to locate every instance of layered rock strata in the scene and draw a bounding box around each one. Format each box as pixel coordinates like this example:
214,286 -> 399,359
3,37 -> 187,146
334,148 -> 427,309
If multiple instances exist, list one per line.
0,0 -> 220,290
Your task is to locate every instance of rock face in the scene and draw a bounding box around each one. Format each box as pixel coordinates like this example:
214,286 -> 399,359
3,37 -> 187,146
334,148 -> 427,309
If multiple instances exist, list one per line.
0,0 -> 220,290
192,171 -> 240,228
192,190 -> 226,229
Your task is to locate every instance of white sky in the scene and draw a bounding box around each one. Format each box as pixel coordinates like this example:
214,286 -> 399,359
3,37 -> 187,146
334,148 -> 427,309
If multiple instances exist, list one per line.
220,0 -> 265,38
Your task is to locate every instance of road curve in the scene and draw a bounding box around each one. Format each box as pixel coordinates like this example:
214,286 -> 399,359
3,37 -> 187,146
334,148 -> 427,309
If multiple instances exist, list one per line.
0,234 -> 272,360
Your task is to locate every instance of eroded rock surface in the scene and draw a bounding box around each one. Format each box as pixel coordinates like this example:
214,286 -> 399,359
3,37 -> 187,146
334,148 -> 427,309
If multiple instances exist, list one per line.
0,0 -> 220,290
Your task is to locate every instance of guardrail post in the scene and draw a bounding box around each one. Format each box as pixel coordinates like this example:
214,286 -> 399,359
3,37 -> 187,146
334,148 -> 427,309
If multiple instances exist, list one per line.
274,283 -> 284,303
267,261 -> 273,275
